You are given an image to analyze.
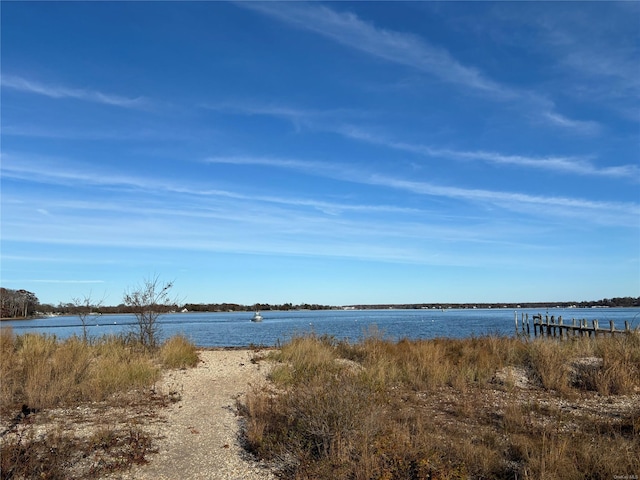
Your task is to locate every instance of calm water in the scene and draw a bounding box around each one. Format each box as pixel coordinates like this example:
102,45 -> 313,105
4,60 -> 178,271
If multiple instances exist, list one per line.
2,308 -> 639,348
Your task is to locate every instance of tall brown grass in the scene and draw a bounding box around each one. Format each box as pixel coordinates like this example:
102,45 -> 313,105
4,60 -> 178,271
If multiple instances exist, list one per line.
158,334 -> 199,369
0,330 -> 199,412
243,333 -> 640,479
1,332 -> 161,410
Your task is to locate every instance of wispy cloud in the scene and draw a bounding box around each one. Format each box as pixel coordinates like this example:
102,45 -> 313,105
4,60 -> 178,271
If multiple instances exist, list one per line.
201,103 -> 626,178
1,254 -> 115,264
1,153 -> 417,218
339,126 -> 637,180
540,110 -> 601,135
9,153 -> 634,227
1,74 -> 147,108
1,154 -> 158,191
205,155 -> 639,223
2,279 -> 105,284
365,173 -> 634,216
240,2 -> 600,134
205,155 -> 343,175
3,154 -> 635,268
200,101 -> 366,134
4,152 -> 636,270
203,102 -> 321,120
241,2 -> 509,98
485,3 -> 639,123
1,188 -> 550,267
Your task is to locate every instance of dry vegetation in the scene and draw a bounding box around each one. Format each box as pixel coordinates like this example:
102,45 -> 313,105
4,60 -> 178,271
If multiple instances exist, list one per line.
2,325 -> 638,480
0,327 -> 199,479
242,332 -> 640,479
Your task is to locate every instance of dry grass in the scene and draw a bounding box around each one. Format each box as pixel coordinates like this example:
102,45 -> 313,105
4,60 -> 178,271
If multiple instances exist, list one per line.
1,332 -> 161,410
158,334 -> 200,369
242,333 -> 640,479
0,329 -> 199,479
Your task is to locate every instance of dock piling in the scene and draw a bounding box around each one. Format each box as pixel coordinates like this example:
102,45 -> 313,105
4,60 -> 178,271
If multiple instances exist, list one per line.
529,314 -> 631,339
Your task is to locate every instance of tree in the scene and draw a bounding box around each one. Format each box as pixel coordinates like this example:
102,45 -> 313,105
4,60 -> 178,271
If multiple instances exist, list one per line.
0,288 -> 39,318
123,275 -> 176,349
71,292 -> 104,343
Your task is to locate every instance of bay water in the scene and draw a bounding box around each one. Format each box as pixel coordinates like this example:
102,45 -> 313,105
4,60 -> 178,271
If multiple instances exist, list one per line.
2,308 -> 638,348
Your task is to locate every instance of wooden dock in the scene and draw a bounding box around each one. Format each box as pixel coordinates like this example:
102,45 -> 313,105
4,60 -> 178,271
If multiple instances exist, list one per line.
515,313 -> 635,339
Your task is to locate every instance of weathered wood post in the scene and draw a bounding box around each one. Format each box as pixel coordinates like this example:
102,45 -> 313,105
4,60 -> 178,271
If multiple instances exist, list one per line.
537,315 -> 542,337
625,321 -> 630,333
559,316 -> 564,340
545,314 -> 550,337
526,313 -> 530,337
585,319 -> 591,337
572,318 -> 577,337
514,311 -> 518,336
593,319 -> 599,337
610,320 -> 615,336
586,319 -> 590,338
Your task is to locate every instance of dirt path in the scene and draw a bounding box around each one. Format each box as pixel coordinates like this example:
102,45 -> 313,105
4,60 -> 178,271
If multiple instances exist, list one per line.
114,349 -> 275,480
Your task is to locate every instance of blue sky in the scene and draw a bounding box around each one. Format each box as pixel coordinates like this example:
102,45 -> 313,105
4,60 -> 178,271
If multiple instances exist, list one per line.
1,2 -> 638,306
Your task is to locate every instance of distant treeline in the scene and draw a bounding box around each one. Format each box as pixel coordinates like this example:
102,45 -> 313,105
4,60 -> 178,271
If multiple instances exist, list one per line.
182,302 -> 335,312
31,302 -> 336,317
42,296 -> 640,315
2,291 -> 638,319
344,297 -> 640,310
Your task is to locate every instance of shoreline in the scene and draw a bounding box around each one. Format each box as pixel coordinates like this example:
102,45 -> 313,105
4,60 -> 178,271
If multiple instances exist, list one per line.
1,302 -> 637,323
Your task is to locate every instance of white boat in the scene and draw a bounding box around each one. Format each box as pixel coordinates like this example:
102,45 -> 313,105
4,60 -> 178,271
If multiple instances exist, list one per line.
251,311 -> 263,322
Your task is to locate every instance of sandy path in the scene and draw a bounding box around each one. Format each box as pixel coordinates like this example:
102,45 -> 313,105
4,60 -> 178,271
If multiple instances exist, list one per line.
114,349 -> 275,480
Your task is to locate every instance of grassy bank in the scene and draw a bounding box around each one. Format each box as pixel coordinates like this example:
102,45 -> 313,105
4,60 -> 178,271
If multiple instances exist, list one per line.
242,332 -> 640,479
0,328 -> 198,479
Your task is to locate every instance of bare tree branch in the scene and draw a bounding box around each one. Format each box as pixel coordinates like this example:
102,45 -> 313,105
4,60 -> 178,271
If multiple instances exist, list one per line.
71,291 -> 105,343
123,275 -> 177,349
